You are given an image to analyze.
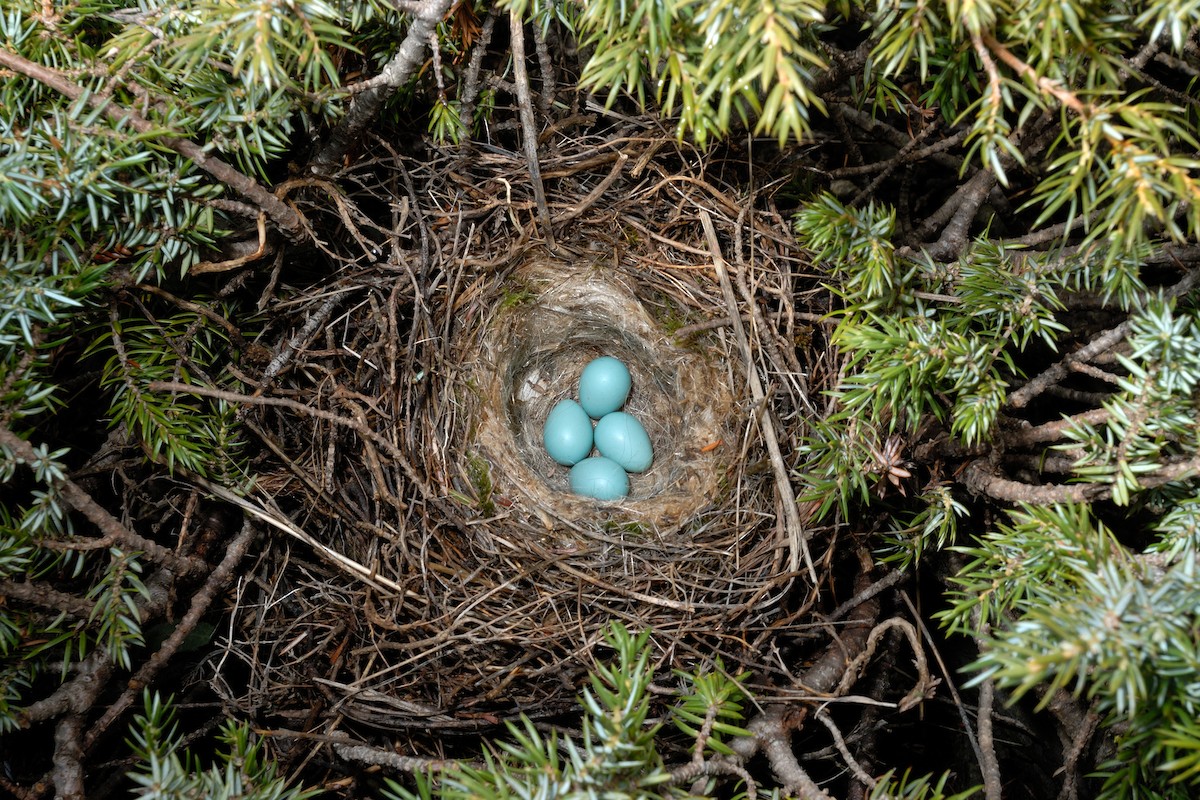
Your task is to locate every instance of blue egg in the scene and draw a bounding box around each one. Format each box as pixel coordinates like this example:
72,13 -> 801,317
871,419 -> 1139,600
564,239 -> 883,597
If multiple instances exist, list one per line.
578,356 -> 632,419
594,411 -> 653,473
542,399 -> 594,465
569,456 -> 629,500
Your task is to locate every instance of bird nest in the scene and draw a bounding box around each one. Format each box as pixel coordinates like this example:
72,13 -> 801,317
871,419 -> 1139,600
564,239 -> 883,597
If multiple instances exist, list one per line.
214,123 -> 831,740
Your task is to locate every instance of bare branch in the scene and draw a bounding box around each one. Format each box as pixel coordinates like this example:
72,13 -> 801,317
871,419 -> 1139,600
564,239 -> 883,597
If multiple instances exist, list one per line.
52,716 -> 85,800
977,677 -> 1002,800
732,550 -> 879,795
1001,409 -> 1111,447
311,0 -> 454,170
828,569 -> 907,621
459,10 -> 498,139
972,612 -> 1003,800
255,293 -> 343,393
334,742 -> 457,772
1008,324 -> 1132,409
899,590 -> 989,783
796,549 -> 880,695
750,705 -> 833,799
19,652 -> 112,727
1011,265 -> 1199,408
1044,689 -> 1101,800
0,580 -> 94,618
671,755 -> 758,798
835,618 -> 936,710
532,23 -> 555,116
814,707 -> 875,790
554,151 -> 628,223
509,13 -> 554,245
962,460 -> 1099,503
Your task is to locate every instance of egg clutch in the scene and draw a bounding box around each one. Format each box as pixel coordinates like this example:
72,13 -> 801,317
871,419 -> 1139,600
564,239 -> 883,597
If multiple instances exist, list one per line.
541,356 -> 654,500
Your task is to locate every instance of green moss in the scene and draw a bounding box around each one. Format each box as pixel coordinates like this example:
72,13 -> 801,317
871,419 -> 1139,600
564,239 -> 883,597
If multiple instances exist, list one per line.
603,519 -> 647,536
644,290 -> 698,335
467,453 -> 495,515
497,284 -> 536,311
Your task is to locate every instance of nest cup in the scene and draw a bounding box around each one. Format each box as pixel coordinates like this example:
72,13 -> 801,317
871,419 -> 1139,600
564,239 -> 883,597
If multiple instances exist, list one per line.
473,258 -> 732,529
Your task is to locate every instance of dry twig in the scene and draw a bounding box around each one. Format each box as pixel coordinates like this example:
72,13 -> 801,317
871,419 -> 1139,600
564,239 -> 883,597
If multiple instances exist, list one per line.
313,0 -> 454,169
700,209 -> 814,583
508,12 -> 554,245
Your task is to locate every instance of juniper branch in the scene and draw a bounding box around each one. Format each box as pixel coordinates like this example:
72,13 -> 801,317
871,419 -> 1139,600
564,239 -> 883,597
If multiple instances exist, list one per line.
981,32 -> 1087,114
0,425 -> 208,577
1009,267 -> 1200,408
0,48 -> 306,240
83,518 -> 258,752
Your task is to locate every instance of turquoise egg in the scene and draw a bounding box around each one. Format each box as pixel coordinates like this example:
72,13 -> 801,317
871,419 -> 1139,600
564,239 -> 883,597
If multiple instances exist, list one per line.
578,356 -> 632,419
569,456 -> 629,500
542,399 -> 594,466
594,411 -> 653,473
